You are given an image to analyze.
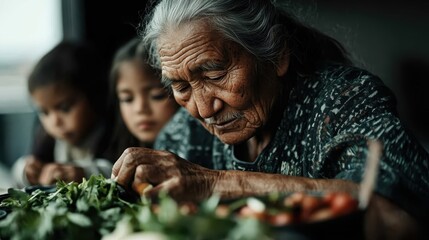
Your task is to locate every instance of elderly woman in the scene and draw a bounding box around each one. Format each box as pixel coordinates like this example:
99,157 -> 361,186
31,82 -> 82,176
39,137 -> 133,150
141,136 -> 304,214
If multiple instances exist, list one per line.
112,0 -> 428,236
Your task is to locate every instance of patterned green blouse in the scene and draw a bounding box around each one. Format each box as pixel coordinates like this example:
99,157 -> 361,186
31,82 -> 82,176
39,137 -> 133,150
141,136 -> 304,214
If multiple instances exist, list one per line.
155,64 -> 429,220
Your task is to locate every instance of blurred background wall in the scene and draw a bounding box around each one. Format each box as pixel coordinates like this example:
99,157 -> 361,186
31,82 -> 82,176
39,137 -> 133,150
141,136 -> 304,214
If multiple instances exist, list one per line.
1,0 -> 428,182
0,0 -> 149,175
292,0 -> 429,149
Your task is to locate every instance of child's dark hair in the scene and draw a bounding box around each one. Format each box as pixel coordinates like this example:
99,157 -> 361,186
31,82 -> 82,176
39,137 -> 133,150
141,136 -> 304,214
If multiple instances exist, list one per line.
28,40 -> 108,116
107,38 -> 162,159
109,38 -> 161,87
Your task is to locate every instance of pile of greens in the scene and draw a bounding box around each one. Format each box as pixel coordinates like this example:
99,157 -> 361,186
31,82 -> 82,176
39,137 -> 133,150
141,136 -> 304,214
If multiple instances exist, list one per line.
0,175 -> 270,240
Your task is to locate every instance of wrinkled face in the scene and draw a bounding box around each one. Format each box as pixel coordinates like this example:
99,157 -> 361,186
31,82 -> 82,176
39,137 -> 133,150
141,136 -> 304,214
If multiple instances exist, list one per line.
117,60 -> 179,144
31,84 -> 96,145
158,20 -> 285,144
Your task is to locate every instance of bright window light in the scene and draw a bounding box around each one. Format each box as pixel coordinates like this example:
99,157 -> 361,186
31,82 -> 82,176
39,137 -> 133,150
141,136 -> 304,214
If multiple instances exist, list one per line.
0,0 -> 62,113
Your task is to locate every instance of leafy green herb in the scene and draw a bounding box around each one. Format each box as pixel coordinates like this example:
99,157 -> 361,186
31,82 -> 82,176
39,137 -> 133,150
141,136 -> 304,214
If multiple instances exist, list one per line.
0,175 -> 271,240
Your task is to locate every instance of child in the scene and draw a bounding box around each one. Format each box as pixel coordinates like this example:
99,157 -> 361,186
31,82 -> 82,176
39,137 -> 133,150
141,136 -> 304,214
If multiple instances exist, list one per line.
12,41 -> 113,186
107,38 -> 179,158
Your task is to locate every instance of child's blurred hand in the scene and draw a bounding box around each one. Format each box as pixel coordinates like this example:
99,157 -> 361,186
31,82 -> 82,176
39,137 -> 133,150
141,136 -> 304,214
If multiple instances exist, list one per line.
38,163 -> 85,185
24,156 -> 44,185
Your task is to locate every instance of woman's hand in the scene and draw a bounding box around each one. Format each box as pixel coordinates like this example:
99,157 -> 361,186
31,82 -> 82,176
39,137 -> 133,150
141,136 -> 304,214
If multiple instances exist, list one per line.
38,163 -> 85,185
111,147 -> 220,201
111,148 -> 361,202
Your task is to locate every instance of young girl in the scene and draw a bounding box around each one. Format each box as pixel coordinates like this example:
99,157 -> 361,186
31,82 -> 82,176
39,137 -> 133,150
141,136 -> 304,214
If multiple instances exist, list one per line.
12,41 -> 113,186
108,38 -> 179,158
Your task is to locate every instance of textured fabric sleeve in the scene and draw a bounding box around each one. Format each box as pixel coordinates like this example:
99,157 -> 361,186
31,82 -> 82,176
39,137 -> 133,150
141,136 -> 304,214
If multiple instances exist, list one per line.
154,108 -> 215,168
319,70 -> 429,220
11,156 -> 30,187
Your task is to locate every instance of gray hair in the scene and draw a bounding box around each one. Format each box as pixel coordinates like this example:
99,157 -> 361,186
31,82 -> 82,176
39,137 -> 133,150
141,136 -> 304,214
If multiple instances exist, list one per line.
141,0 -> 351,75
141,0 -> 286,69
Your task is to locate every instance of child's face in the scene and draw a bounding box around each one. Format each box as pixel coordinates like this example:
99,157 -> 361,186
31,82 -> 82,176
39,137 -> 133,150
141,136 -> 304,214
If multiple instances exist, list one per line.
117,61 -> 179,144
31,84 -> 97,145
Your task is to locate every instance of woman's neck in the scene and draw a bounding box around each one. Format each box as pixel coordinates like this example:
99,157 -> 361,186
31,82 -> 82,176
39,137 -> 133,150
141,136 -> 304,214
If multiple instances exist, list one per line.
234,128 -> 273,163
236,98 -> 287,162
234,87 -> 288,163
233,67 -> 295,163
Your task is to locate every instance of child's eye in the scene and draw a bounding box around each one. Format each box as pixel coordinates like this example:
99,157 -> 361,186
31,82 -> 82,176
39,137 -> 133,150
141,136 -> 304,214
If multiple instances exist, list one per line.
150,88 -> 169,101
58,101 -> 73,113
37,109 -> 48,116
151,93 -> 168,101
119,96 -> 133,103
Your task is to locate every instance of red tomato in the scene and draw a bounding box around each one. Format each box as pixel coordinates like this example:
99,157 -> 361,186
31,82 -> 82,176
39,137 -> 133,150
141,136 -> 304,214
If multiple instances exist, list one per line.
323,192 -> 337,204
308,208 -> 335,222
268,212 -> 294,226
283,192 -> 305,207
300,195 -> 325,221
329,192 -> 358,217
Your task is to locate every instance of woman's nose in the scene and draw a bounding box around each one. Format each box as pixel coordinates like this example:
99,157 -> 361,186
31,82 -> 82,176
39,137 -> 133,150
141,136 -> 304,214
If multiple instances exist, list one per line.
193,90 -> 222,119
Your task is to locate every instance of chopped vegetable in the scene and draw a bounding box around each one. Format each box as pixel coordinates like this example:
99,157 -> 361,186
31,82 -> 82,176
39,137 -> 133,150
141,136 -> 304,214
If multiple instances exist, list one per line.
0,175 -> 359,239
0,175 -> 270,240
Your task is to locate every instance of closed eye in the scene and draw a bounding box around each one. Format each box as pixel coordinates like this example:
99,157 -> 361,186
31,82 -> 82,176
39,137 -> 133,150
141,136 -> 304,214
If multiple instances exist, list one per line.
150,89 -> 169,100
37,108 -> 48,116
204,72 -> 226,81
118,92 -> 133,103
205,75 -> 223,81
199,61 -> 227,82
171,81 -> 190,93
119,96 -> 133,103
57,99 -> 75,113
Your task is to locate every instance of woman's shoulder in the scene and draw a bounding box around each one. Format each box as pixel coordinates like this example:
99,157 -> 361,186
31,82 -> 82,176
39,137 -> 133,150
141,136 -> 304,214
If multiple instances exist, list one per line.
316,64 -> 381,84
290,63 -> 398,118
308,64 -> 394,101
306,64 -> 398,117
294,64 -> 385,98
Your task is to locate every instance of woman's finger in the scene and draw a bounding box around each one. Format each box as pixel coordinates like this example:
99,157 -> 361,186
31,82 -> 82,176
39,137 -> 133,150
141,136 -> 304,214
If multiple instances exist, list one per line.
111,147 -> 143,179
142,178 -> 180,200
115,148 -> 148,186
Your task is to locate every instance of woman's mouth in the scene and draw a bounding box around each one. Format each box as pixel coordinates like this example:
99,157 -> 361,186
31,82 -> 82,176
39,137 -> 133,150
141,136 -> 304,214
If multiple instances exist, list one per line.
211,118 -> 238,130
204,112 -> 243,130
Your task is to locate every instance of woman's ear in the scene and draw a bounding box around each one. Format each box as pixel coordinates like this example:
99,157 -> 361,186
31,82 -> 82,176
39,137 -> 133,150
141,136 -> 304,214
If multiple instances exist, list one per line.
276,46 -> 290,77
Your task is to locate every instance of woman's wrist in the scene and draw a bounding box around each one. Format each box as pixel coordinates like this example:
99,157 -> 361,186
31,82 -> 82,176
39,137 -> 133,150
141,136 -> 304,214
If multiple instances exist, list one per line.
211,171 -> 360,199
